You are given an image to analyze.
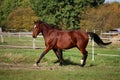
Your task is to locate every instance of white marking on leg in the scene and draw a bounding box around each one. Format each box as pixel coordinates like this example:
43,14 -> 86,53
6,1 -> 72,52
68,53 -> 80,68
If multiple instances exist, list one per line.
33,63 -> 38,67
81,59 -> 84,64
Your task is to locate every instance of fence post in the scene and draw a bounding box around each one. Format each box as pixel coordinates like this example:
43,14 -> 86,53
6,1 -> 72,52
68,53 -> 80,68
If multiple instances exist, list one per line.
92,29 -> 95,61
0,27 -> 4,43
0,34 -> 4,43
19,32 -> 21,40
33,38 -> 36,49
92,37 -> 94,61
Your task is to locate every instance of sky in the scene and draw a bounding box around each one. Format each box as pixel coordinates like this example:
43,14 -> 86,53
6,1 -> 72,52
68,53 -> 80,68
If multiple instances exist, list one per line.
105,0 -> 120,3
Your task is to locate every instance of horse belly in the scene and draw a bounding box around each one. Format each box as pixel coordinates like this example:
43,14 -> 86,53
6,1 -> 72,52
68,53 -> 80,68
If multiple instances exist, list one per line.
56,38 -> 75,49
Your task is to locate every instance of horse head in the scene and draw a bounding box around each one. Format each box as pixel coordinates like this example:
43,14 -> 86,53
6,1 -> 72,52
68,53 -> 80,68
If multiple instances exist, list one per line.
32,20 -> 43,38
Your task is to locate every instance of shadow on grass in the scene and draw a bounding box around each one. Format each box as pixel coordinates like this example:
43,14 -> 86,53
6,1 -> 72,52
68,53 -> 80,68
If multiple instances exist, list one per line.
54,59 -> 97,67
54,59 -> 80,66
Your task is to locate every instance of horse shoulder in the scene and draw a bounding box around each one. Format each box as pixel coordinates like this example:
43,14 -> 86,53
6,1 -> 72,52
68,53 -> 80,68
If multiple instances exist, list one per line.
44,29 -> 58,46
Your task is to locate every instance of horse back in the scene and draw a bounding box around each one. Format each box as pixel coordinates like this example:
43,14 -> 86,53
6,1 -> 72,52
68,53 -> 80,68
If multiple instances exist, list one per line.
73,30 -> 89,40
55,30 -> 89,49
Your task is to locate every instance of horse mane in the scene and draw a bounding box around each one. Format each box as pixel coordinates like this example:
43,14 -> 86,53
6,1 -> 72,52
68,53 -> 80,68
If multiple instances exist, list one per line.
35,20 -> 62,30
34,20 -> 44,24
49,24 -> 62,30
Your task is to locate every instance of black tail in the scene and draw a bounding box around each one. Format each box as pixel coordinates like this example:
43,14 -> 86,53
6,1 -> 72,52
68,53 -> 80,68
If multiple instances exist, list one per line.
88,32 -> 112,47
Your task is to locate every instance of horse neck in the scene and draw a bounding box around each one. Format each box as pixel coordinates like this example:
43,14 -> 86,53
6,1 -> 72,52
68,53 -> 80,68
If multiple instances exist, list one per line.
40,23 -> 52,37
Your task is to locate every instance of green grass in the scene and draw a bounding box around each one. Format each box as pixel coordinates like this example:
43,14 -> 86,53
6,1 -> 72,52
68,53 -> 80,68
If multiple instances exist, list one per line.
0,36 -> 120,80
0,66 -> 119,80
0,36 -> 45,47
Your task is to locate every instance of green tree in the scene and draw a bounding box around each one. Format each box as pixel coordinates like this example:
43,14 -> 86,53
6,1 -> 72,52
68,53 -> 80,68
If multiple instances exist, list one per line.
0,0 -> 22,29
0,0 -> 104,31
0,0 -> 33,31
30,0 -> 104,30
7,6 -> 38,31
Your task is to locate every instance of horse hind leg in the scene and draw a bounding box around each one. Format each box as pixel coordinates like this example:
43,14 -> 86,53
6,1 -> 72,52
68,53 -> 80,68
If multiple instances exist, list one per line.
80,49 -> 88,67
58,49 -> 64,61
53,49 -> 63,66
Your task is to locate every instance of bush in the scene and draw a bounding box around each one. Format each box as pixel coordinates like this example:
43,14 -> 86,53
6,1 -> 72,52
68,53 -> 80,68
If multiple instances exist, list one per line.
7,6 -> 39,31
80,2 -> 120,33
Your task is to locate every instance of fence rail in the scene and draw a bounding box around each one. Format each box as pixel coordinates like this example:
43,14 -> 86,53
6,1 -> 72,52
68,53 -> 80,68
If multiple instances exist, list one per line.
0,31 -> 120,61
0,32 -> 44,49
0,32 -> 120,49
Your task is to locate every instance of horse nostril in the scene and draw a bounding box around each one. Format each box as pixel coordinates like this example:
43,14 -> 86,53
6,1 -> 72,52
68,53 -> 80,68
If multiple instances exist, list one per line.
33,35 -> 36,38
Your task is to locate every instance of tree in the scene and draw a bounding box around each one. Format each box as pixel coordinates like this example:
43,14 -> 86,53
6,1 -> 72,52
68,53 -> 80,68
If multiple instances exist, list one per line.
7,6 -> 39,31
30,0 -> 104,30
0,0 -> 22,30
0,0 -> 104,31
0,0 -> 34,31
80,2 -> 120,33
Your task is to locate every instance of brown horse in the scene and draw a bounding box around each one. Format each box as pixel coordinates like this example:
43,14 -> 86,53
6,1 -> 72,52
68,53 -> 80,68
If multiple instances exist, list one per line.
32,20 -> 111,67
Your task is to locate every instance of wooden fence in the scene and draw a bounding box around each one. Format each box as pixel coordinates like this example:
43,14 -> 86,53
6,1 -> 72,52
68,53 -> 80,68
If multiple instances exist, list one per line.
0,32 -> 44,49
0,31 -> 120,61
0,31 -> 119,49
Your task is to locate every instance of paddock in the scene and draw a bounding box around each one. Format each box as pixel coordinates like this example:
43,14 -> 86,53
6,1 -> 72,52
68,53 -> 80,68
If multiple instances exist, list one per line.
0,32 -> 120,57
0,32 -> 120,80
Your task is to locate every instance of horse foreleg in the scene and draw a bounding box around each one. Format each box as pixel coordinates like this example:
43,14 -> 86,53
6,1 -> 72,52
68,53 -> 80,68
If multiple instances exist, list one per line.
35,48 -> 50,67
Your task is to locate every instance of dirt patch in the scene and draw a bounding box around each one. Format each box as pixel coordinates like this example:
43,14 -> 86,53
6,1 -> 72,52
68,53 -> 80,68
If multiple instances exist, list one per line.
0,45 -> 40,49
0,63 -> 61,70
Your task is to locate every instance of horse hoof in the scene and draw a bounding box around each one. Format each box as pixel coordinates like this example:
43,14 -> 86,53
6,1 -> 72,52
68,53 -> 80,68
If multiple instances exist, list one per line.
59,63 -> 63,66
33,63 -> 37,66
33,63 -> 39,67
80,65 -> 84,67
80,64 -> 85,67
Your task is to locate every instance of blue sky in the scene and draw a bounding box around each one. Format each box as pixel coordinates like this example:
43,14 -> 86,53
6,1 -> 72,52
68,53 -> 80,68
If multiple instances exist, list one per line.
105,0 -> 120,3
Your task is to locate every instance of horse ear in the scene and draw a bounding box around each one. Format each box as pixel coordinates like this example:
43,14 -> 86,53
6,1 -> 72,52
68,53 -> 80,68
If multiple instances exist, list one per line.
38,20 -> 43,24
34,21 -> 36,24
38,20 -> 42,23
34,20 -> 43,24
38,20 -> 41,23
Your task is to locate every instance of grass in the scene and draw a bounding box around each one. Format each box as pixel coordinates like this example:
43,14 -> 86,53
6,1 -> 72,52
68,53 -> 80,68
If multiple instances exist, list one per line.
0,36 -> 45,47
0,63 -> 119,80
0,36 -> 120,80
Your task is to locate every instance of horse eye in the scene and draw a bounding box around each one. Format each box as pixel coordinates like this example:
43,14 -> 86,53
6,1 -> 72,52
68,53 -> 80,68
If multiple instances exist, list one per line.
34,25 -> 36,28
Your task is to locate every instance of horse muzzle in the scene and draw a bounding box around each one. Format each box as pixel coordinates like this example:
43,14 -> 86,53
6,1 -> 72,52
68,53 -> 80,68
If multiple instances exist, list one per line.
32,35 -> 37,38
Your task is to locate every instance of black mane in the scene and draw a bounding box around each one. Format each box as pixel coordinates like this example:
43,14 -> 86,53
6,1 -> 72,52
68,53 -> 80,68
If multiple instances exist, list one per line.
34,20 -> 44,24
35,20 -> 62,30
49,24 -> 62,30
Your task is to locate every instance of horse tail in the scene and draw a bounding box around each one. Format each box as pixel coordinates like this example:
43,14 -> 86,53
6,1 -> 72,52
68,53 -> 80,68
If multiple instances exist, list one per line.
87,32 -> 112,47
